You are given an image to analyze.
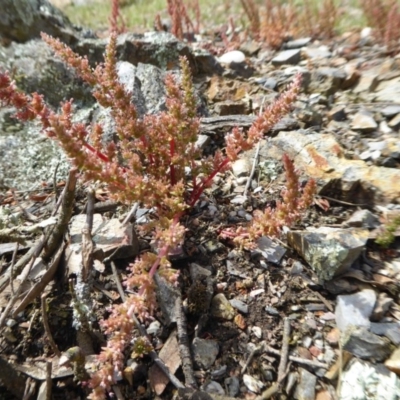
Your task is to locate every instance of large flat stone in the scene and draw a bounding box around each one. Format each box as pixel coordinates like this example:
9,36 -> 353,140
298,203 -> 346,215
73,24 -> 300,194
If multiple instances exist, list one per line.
259,131 -> 400,203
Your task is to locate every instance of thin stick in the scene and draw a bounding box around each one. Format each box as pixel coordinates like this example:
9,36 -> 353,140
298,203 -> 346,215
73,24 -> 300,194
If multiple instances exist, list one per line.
313,290 -> 333,312
10,242 -> 19,296
86,188 -> 95,232
111,261 -> 125,300
256,362 -> 292,400
77,200 -> 119,214
278,318 -> 290,382
0,254 -> 37,328
243,141 -> 261,198
131,312 -> 185,390
22,377 -> 36,400
175,296 -> 197,388
42,167 -> 77,262
52,162 -> 59,208
319,195 -> 367,207
45,360 -> 52,400
241,342 -> 264,374
243,96 -> 267,199
41,294 -> 61,357
81,188 -> 95,282
0,225 -> 54,292
265,344 -> 329,369
11,188 -> 37,222
122,202 -> 139,226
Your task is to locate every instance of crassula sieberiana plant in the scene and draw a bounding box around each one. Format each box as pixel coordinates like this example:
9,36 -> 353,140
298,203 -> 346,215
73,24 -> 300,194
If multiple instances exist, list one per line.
0,31 -> 315,398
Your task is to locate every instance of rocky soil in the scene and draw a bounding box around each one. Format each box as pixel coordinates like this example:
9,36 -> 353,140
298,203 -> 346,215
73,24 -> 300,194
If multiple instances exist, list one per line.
1,1 -> 400,400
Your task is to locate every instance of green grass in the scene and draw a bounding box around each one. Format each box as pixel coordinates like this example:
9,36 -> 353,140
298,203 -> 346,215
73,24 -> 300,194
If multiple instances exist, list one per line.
62,0 -> 370,39
63,0 -> 165,33
62,0 -> 233,33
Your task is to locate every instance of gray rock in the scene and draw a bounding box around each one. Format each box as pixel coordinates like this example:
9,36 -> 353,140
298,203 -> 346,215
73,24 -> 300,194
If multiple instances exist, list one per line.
352,73 -> 379,94
0,40 -> 93,107
309,68 -> 346,96
371,292 -> 394,321
343,209 -> 380,229
263,131 -> 400,203
335,289 -> 377,332
243,374 -> 264,393
189,263 -> 212,282
203,381 -> 225,395
285,38 -> 312,49
328,105 -> 347,121
253,236 -> 286,264
251,326 -> 262,339
287,227 -> 369,282
218,50 -> 246,65
368,140 -> 387,152
342,325 -> 392,361
265,306 -> 279,316
302,45 -> 332,59
0,0 -> 82,44
0,120 -> 70,190
115,61 -> 147,117
225,376 -> 240,397
195,134 -> 211,150
65,214 -> 139,275
229,299 -> 249,314
146,320 -> 161,336
380,120 -> 394,134
210,293 -> 235,320
351,111 -> 378,132
374,77 -> 400,103
388,113 -> 400,131
192,48 -> 223,75
154,273 -> 180,326
226,260 -> 248,278
271,49 -> 301,66
211,365 -> 227,379
381,105 -> 400,118
231,158 -> 252,178
192,337 -> 219,370
285,371 -> 298,395
135,63 -> 168,114
74,31 -> 196,72
370,322 -> 400,345
340,359 -> 400,400
294,368 -> 316,400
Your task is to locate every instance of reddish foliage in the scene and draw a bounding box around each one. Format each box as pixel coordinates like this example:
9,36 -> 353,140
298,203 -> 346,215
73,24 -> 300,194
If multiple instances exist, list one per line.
361,0 -> 400,54
240,0 -> 338,49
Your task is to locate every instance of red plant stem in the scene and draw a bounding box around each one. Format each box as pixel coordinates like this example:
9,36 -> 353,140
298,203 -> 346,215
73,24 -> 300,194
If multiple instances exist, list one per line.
190,158 -> 198,192
189,157 -> 230,207
170,139 -> 176,185
83,142 -> 110,163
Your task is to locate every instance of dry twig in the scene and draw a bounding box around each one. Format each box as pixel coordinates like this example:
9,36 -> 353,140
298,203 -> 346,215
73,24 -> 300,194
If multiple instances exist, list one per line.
277,317 -> 291,382
41,294 -> 61,357
81,188 -> 95,282
42,167 -> 77,263
175,296 -> 197,388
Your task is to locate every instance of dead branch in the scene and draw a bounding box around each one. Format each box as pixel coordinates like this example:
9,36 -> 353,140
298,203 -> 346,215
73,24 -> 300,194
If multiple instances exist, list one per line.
42,167 -> 77,262
278,317 -> 291,382
175,295 -> 197,388
41,294 -> 61,357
